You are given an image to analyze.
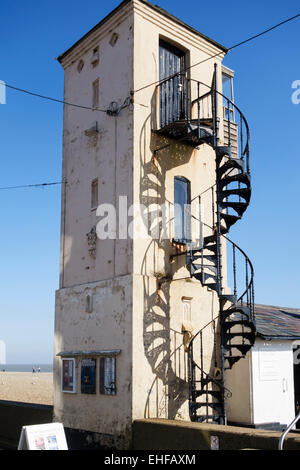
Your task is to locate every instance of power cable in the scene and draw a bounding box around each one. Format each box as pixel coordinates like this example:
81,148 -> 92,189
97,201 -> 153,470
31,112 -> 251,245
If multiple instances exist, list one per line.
133,12 -> 300,94
0,181 -> 64,191
4,83 -> 107,113
1,13 -> 299,112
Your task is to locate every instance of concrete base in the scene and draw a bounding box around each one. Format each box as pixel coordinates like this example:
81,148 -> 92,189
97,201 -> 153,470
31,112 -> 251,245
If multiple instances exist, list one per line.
132,418 -> 300,450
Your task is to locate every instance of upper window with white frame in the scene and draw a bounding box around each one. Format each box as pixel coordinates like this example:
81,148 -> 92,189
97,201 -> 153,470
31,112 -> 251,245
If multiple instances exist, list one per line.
222,66 -> 235,122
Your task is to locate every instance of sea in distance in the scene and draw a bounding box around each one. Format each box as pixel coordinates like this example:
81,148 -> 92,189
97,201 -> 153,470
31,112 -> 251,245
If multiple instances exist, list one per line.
0,364 -> 53,373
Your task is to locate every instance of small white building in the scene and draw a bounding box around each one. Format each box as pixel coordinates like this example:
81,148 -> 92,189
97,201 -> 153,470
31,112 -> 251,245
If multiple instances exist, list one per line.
226,304 -> 300,430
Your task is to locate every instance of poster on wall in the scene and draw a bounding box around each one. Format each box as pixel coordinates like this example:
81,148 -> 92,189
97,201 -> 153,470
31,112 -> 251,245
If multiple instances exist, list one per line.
81,358 -> 96,394
62,358 -> 76,393
18,423 -> 68,450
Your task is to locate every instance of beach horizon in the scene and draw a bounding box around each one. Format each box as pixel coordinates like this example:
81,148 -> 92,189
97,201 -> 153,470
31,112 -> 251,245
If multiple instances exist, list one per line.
0,371 -> 53,405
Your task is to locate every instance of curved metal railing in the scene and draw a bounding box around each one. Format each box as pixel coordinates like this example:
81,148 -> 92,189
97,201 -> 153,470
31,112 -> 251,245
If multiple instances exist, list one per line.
187,315 -> 232,423
156,73 -> 250,173
279,410 -> 300,450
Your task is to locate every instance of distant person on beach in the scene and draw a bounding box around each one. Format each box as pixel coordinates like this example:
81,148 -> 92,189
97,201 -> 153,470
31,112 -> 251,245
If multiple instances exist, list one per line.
32,367 -> 36,373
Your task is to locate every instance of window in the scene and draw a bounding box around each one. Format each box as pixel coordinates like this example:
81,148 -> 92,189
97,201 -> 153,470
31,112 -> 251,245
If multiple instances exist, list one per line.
77,59 -> 84,73
61,358 -> 76,393
91,46 -> 99,67
91,179 -> 98,209
182,297 -> 192,323
174,176 -> 191,243
100,357 -> 116,395
92,79 -> 99,109
222,71 -> 234,122
109,32 -> 119,47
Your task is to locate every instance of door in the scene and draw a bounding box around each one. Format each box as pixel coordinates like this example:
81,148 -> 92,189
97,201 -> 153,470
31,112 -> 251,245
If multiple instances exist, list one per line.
251,342 -> 295,427
159,40 -> 186,127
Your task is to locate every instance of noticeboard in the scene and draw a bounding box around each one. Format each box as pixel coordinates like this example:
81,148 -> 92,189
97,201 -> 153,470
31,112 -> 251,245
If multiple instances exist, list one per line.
81,358 -> 96,394
18,423 -> 68,450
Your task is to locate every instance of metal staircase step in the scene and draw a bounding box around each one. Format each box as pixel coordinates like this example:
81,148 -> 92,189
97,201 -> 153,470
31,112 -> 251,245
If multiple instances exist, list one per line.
191,263 -> 218,275
217,158 -> 245,177
203,243 -> 217,254
192,402 -> 223,411
194,272 -> 218,286
226,344 -> 252,355
220,213 -> 241,227
219,201 -> 248,216
194,390 -> 222,400
222,305 -> 252,318
223,320 -> 255,331
216,146 -> 232,158
224,332 -> 256,342
224,356 -> 241,369
220,187 -> 251,200
191,254 -> 216,264
219,294 -> 237,304
194,415 -> 222,423
203,234 -> 217,244
220,172 -> 250,188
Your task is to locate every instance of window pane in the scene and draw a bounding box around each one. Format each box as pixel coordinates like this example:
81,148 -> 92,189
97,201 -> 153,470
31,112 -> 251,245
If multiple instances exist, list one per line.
92,79 -> 99,108
91,179 -> 98,209
174,177 -> 191,243
222,74 -> 232,102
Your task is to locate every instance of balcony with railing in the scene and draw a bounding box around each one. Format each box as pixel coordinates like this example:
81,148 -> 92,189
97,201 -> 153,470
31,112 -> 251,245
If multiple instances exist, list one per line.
153,71 -> 250,173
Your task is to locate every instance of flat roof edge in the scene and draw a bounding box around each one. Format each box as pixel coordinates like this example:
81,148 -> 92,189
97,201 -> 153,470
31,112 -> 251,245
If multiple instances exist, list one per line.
57,0 -> 228,64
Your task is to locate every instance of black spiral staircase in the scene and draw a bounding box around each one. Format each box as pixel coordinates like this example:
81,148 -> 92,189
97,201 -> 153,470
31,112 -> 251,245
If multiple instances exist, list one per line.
155,66 -> 256,424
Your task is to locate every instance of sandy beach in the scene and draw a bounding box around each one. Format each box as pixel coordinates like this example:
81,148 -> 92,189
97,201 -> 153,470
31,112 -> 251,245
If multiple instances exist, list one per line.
0,372 -> 53,405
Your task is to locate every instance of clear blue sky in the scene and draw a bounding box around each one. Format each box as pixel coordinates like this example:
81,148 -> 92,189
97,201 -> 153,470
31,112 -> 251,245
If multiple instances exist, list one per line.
0,0 -> 299,363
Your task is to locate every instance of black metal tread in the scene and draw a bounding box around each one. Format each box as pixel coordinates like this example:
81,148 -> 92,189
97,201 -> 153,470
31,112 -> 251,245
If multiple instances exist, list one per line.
219,201 -> 248,217
217,161 -> 245,179
216,146 -> 232,158
220,213 -> 241,225
194,390 -> 222,400
194,415 -> 222,422
191,263 -> 218,274
224,332 -> 256,341
219,294 -> 237,304
192,402 -> 223,410
223,320 -> 255,331
220,187 -> 251,200
219,172 -> 250,187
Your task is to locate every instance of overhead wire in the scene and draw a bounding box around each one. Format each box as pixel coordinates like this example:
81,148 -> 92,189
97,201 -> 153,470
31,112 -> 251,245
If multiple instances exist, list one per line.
4,83 -> 108,113
132,12 -> 300,94
0,181 -> 64,191
1,13 -> 299,109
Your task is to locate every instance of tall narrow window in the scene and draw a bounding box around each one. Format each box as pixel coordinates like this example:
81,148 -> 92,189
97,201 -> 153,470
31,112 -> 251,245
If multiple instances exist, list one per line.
91,46 -> 99,67
92,79 -> 99,109
182,297 -> 192,323
100,357 -> 116,395
222,69 -> 234,122
174,176 -> 191,243
91,179 -> 98,210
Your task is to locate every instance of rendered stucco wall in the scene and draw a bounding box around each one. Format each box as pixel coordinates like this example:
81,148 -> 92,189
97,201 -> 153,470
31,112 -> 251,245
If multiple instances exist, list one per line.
131,1 -> 226,423
59,5 -> 134,289
53,275 -> 133,448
